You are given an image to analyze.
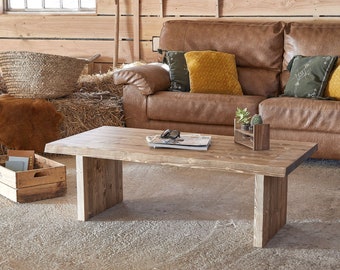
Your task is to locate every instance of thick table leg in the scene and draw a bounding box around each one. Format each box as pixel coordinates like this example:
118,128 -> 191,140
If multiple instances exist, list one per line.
253,174 -> 288,247
76,155 -> 123,221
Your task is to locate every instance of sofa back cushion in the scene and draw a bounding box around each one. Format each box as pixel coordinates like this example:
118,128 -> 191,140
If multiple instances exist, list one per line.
282,21 -> 340,93
159,20 -> 285,97
283,55 -> 338,98
184,50 -> 243,95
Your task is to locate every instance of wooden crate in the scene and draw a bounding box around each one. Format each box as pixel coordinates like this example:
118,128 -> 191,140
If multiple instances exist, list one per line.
0,154 -> 66,203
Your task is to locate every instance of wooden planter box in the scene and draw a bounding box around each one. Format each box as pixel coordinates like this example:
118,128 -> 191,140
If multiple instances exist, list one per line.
0,154 -> 66,203
234,119 -> 270,150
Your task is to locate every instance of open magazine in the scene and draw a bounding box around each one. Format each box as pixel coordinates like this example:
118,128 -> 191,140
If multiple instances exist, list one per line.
146,134 -> 211,151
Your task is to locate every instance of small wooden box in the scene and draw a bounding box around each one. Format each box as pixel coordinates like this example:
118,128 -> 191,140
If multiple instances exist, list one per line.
234,119 -> 270,150
0,154 -> 66,203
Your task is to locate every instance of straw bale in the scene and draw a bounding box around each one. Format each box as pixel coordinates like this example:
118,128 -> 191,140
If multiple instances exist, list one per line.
0,70 -> 7,94
50,93 -> 124,138
77,71 -> 122,95
50,71 -> 125,138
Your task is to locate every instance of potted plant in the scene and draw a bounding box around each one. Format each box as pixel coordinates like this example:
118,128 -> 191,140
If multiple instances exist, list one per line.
235,107 -> 251,130
249,114 -> 263,131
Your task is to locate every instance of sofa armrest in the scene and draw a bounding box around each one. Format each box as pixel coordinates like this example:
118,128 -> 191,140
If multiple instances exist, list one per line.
113,64 -> 170,95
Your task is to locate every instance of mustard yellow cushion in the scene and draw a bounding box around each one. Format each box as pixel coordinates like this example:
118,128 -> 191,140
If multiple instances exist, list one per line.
325,59 -> 340,100
184,51 -> 243,95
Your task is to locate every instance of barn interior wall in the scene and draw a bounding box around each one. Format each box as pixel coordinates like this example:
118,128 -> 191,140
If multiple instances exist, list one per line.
0,0 -> 339,73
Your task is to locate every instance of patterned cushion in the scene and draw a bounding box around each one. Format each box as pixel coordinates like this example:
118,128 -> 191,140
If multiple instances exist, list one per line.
184,51 -> 243,95
324,58 -> 340,100
283,55 -> 338,98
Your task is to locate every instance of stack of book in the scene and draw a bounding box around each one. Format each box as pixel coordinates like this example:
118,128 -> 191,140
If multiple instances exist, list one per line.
146,134 -> 211,151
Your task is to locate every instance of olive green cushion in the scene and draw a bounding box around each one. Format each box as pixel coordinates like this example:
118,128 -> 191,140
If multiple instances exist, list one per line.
164,51 -> 190,92
283,55 -> 338,98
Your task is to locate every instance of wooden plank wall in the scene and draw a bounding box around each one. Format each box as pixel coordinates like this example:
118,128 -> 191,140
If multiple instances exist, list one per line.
0,0 -> 339,73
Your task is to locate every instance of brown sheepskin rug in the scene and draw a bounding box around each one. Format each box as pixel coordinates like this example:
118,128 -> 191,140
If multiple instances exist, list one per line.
0,95 -> 63,153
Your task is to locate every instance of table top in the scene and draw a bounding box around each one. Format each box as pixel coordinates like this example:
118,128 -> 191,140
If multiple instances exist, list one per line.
45,126 -> 318,177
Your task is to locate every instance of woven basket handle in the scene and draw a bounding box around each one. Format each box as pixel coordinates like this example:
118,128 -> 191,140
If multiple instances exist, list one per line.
85,54 -> 101,63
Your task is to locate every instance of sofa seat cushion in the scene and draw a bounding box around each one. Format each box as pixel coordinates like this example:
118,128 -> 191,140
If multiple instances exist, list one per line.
147,91 -> 266,126
259,97 -> 340,133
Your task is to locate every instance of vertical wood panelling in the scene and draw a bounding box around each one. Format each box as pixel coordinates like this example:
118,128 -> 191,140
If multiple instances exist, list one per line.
0,0 -> 339,71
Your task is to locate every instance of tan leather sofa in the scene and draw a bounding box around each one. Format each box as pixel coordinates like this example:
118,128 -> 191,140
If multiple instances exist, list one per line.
114,20 -> 340,160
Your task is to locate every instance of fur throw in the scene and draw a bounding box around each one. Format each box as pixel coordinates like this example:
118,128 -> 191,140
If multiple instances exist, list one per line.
0,95 -> 63,153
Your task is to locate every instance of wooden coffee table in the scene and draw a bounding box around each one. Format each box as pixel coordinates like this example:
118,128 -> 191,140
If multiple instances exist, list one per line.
45,126 -> 317,247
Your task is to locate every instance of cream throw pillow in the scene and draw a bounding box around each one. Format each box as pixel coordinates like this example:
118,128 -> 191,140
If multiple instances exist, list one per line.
325,58 -> 340,100
184,51 -> 243,95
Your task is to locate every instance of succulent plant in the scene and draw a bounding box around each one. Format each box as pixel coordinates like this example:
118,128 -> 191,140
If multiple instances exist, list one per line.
250,114 -> 263,126
235,107 -> 251,125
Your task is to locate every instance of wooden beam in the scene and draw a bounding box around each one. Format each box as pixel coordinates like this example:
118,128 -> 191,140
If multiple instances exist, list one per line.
133,0 -> 140,62
160,0 -> 164,17
216,0 -> 220,18
113,0 -> 120,67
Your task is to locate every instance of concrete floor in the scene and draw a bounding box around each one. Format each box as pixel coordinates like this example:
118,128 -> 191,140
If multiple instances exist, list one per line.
0,156 -> 339,269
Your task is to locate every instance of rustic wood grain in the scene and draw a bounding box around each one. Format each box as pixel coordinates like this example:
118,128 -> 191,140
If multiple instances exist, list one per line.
0,180 -> 67,203
76,156 -> 123,221
0,15 -> 118,39
234,120 -> 270,151
45,126 -> 317,246
17,181 -> 67,203
45,126 -> 316,246
0,155 -> 66,203
97,0 -> 116,15
0,39 -> 119,62
254,175 -> 287,247
45,126 -> 317,178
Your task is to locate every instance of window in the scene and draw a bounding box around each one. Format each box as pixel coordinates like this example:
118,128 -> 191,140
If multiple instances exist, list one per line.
5,0 -> 96,12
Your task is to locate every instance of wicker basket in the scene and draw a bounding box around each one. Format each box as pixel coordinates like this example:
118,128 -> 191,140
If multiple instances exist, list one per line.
0,51 -> 99,99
